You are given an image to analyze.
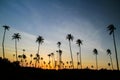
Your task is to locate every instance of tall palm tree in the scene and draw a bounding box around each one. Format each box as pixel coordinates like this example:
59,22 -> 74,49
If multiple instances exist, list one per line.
2,25 -> 10,58
57,41 -> 62,69
76,39 -> 83,69
36,36 -> 44,67
107,49 -> 114,70
107,24 -> 119,70
36,36 -> 44,54
93,48 -> 98,70
66,34 -> 74,68
12,33 -> 21,61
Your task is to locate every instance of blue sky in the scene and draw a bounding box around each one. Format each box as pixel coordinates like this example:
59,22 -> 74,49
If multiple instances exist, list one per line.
0,0 -> 120,69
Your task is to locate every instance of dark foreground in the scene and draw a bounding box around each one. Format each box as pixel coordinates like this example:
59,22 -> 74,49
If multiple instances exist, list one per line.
0,58 -> 120,80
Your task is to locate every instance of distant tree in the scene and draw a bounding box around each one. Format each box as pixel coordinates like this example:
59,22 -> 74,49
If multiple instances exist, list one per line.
12,33 -> 21,61
76,39 -> 83,69
66,34 -> 74,68
51,53 -> 55,69
22,54 -> 27,66
57,41 -> 62,69
58,49 -> 62,69
107,24 -> 119,70
48,54 -> 51,69
108,63 -> 111,68
93,48 -> 98,70
30,54 -> 33,67
107,49 -> 114,70
2,25 -> 10,58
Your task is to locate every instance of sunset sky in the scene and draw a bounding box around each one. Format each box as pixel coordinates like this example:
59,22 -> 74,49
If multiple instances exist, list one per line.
0,0 -> 120,69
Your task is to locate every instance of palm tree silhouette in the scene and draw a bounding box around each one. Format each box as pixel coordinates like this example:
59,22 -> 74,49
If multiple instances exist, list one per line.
93,48 -> 98,70
57,42 -> 61,49
57,41 -> 62,69
51,53 -> 55,69
76,39 -> 83,69
30,54 -> 33,67
48,54 -> 51,69
2,25 -> 10,58
58,49 -> 62,69
12,33 -> 21,61
66,34 -> 74,69
107,24 -> 119,70
36,35 -> 44,67
107,49 -> 114,70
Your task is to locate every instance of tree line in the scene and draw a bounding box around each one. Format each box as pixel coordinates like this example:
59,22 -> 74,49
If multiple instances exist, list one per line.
1,24 -> 119,70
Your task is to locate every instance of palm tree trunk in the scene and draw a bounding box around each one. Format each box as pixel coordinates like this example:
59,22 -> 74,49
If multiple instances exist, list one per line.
53,56 -> 55,69
49,56 -> 50,69
60,54 -> 62,69
110,55 -> 114,70
37,44 -> 40,67
79,45 -> 82,69
69,40 -> 74,69
15,39 -> 18,61
38,44 -> 40,54
113,32 -> 119,70
77,54 -> 78,69
96,55 -> 98,70
2,29 -> 6,58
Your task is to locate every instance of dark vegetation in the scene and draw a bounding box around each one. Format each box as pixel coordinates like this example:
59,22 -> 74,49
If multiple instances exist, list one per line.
0,57 -> 119,80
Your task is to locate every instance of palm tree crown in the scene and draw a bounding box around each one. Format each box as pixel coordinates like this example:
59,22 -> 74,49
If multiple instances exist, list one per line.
3,25 -> 10,31
76,39 -> 82,46
93,48 -> 98,55
107,49 -> 111,55
107,24 -> 116,35
66,34 -> 74,41
57,42 -> 61,49
36,36 -> 44,45
12,33 -> 21,41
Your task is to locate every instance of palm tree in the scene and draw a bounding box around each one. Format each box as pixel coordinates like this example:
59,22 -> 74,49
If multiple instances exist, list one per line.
12,33 -> 21,61
51,53 -> 55,69
107,24 -> 119,70
57,41 -> 62,69
36,36 -> 44,54
76,39 -> 83,69
107,49 -> 114,70
30,54 -> 33,67
58,49 -> 62,69
66,34 -> 74,68
2,25 -> 10,58
36,35 -> 44,67
93,48 -> 98,70
48,54 -> 51,69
